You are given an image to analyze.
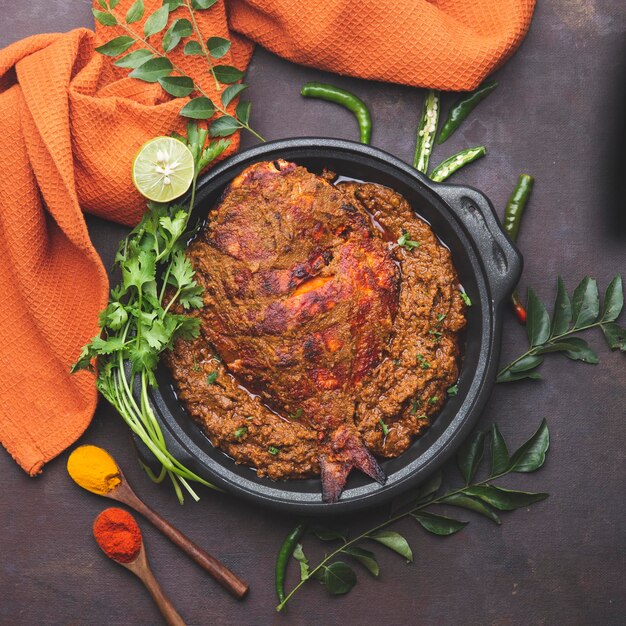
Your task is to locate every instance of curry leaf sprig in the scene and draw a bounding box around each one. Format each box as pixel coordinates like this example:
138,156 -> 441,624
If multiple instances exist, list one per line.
276,419 -> 549,611
497,275 -> 625,383
72,122 -> 229,503
93,0 -> 263,141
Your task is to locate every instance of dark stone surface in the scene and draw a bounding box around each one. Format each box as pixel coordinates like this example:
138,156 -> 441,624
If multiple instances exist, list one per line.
1,2 -> 625,625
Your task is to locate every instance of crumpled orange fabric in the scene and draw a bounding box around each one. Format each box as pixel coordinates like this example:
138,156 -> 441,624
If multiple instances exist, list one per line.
0,0 -> 534,475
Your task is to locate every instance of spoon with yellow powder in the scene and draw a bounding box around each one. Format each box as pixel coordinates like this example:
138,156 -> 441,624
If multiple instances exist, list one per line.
67,445 -> 248,599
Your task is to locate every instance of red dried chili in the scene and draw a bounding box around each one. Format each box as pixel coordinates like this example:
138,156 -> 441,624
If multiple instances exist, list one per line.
93,507 -> 142,563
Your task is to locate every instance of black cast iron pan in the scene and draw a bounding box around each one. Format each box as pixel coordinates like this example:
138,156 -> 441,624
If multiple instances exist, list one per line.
146,138 -> 522,515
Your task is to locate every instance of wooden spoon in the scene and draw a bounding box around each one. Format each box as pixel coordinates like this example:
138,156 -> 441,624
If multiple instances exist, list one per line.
106,466 -> 248,599
118,542 -> 186,626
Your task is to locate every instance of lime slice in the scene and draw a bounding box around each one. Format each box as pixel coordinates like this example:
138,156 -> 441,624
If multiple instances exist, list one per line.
132,136 -> 195,203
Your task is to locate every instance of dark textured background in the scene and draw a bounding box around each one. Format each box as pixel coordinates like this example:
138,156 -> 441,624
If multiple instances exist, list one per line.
1,1 -> 625,625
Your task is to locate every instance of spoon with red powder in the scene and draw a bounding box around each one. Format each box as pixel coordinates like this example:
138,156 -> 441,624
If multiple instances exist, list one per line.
93,508 -> 185,626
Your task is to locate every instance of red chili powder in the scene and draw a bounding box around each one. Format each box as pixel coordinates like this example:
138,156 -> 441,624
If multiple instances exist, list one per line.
93,507 -> 142,563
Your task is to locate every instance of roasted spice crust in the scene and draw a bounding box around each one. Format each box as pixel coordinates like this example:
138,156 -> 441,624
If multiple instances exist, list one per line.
165,168 -> 466,481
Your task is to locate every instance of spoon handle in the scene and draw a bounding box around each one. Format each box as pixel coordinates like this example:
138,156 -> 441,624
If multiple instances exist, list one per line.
139,562 -> 186,626
126,491 -> 249,598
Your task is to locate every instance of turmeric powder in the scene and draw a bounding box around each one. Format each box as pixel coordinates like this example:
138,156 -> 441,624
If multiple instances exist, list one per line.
67,445 -> 121,495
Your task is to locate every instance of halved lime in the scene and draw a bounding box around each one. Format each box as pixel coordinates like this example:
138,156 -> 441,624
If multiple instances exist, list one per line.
132,136 -> 195,203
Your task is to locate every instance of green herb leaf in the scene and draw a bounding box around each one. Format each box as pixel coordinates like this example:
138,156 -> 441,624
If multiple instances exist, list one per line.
162,18 -> 193,52
367,530 -> 413,562
143,4 -> 170,38
446,384 -> 458,396
311,527 -> 347,542
198,138 -> 229,171
440,493 -> 501,525
601,275 -> 623,322
508,354 -> 543,373
213,65 -> 244,84
490,424 -> 510,475
158,75 -> 194,97
571,276 -> 600,329
125,0 -> 145,24
460,291 -> 472,306
341,547 -> 379,577
378,418 -> 389,436
464,485 -> 549,511
221,83 -> 248,107
192,0 -> 217,8
207,36 -> 231,58
93,9 -> 118,26
206,371 -> 218,384
95,36 -> 135,57
558,337 -> 599,363
397,230 -> 420,250
110,0 -> 122,7
456,430 -> 485,484
209,115 -> 240,137
236,101 -> 251,125
268,446 -> 280,455
550,276 -> 572,337
601,322 -> 626,351
129,57 -> 173,82
323,562 -> 356,595
507,418 -> 549,473
234,426 -> 247,439
180,97 -> 215,119
412,511 -> 468,535
96,0 -> 108,9
526,287 -> 551,346
114,49 -> 154,68
293,543 -> 310,581
163,0 -> 184,12
183,40 -> 203,55
495,369 -> 542,383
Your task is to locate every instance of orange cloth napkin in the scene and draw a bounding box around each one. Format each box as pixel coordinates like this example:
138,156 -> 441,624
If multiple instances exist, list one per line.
0,0 -> 534,475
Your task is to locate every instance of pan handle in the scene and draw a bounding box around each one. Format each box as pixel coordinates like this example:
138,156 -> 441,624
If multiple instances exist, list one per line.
437,184 -> 523,304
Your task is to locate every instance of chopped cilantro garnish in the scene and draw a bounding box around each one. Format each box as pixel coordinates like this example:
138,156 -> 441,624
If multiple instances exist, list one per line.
447,384 -> 458,396
206,371 -> 218,384
234,427 -> 247,439
289,408 -> 303,420
268,446 -> 280,456
379,418 -> 390,436
410,398 -> 421,414
192,356 -> 201,372
397,229 -> 420,251
417,353 -> 431,370
436,313 -> 447,323
428,396 -> 439,405
460,291 -> 472,306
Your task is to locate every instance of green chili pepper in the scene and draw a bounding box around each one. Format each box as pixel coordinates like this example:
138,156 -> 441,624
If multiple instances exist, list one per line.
429,146 -> 487,182
300,82 -> 372,144
437,80 -> 499,144
503,174 -> 534,241
413,89 -> 440,173
503,174 -> 534,325
275,522 -> 307,604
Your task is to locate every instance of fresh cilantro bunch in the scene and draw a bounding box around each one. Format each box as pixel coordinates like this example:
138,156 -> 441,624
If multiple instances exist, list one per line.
72,123 -> 229,502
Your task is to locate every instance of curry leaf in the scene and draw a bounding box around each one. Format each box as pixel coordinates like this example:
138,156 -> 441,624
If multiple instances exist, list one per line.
367,530 -> 413,562
125,0 -> 144,24
236,101 -> 251,125
213,65 -> 244,84
114,49 -> 153,68
341,547 -> 379,577
412,511 -> 467,535
509,354 -> 543,373
180,97 -> 215,119
158,75 -> 194,97
456,430 -> 485,484
601,322 -> 626,351
192,0 -> 217,9
184,40 -> 203,55
560,337 -> 599,363
496,369 -> 542,383
163,0 -> 184,11
440,493 -> 501,525
95,36 -> 135,57
311,527 -> 347,542
572,276 -> 600,328
207,36 -> 231,58
209,115 -> 240,137
144,4 -> 170,38
323,562 -> 356,595
464,485 -> 549,511
550,276 -> 572,337
490,424 -> 509,475
601,275 -> 623,322
162,18 -> 193,52
93,9 -> 118,26
221,83 -> 248,108
129,57 -> 173,82
507,418 -> 549,473
526,287 -> 551,346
